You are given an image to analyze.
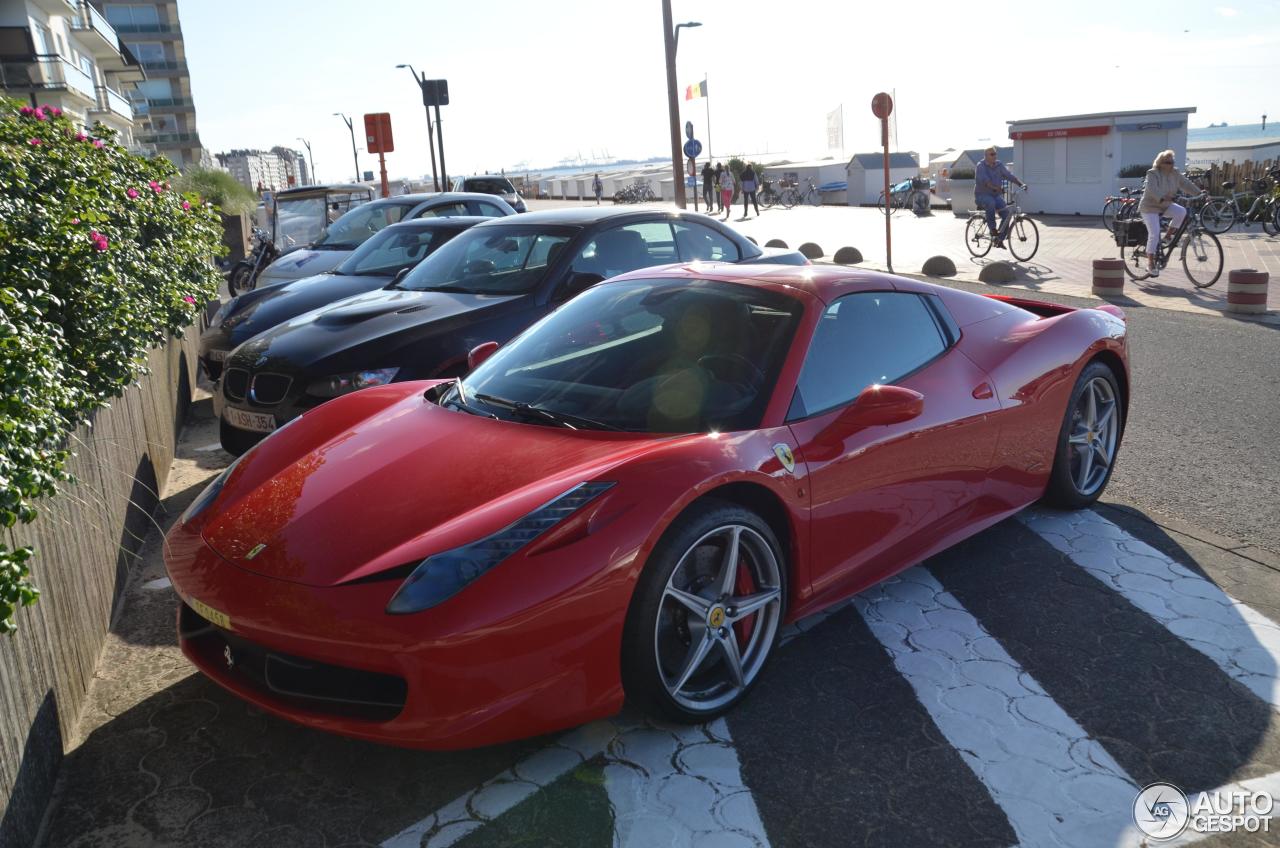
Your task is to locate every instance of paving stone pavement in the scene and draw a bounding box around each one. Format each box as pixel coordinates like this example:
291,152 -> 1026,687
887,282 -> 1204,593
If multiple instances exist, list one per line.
29,394 -> 1280,847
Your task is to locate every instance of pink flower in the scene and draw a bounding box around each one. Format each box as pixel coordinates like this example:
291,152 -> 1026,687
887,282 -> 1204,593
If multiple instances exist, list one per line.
126,187 -> 139,199
181,200 -> 191,210
148,180 -> 163,194
19,106 -> 33,117
89,231 -> 108,252
74,132 -> 86,142
92,139 -> 104,149
182,295 -> 195,304
50,107 -> 62,117
33,110 -> 47,122
27,138 -> 41,146
71,218 -> 80,225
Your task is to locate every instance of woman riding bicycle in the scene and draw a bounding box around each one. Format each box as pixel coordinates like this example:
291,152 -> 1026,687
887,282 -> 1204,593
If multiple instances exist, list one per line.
1139,150 -> 1202,277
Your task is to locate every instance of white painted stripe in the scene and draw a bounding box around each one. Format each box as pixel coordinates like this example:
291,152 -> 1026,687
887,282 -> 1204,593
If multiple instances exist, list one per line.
855,567 -> 1138,848
1021,508 -> 1280,710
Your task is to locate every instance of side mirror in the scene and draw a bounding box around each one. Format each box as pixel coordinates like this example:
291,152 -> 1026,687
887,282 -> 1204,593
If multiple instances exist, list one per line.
836,384 -> 924,428
467,341 -> 500,371
558,271 -> 604,302
385,267 -> 411,289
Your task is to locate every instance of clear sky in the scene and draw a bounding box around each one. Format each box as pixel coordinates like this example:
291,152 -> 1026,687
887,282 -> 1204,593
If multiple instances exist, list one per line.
178,0 -> 1280,182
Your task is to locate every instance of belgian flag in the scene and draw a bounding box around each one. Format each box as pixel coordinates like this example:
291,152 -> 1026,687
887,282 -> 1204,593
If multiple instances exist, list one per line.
684,79 -> 708,100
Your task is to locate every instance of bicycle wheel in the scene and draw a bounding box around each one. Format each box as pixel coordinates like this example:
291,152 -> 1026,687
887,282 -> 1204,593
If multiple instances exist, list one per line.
1101,198 -> 1119,233
1181,229 -> 1223,288
1265,201 -> 1279,237
875,191 -> 888,215
1007,216 -> 1040,261
807,188 -> 821,207
1198,199 -> 1235,235
760,190 -> 776,210
964,215 -> 992,257
781,188 -> 798,210
1118,240 -> 1153,282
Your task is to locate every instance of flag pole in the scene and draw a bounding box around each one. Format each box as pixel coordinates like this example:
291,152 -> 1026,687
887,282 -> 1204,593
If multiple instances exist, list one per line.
704,74 -> 711,161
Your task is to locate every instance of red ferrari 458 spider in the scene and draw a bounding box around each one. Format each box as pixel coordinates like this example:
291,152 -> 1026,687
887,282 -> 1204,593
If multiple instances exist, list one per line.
165,264 -> 1128,749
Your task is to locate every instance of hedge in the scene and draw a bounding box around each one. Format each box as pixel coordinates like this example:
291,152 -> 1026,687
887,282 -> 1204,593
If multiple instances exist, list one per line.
0,98 -> 222,633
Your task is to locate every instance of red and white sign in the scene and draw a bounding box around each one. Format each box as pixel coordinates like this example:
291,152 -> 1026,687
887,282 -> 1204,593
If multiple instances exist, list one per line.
1009,125 -> 1109,140
364,112 -> 394,154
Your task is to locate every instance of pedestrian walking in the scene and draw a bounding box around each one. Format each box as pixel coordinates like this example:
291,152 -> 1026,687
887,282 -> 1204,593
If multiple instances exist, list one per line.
592,173 -> 603,205
702,162 -> 715,211
718,166 -> 735,221
741,164 -> 760,218
1138,150 -> 1203,277
714,163 -> 725,212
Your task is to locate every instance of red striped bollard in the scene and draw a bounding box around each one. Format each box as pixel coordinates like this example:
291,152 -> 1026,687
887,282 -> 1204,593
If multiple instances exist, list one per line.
1227,269 -> 1269,315
1091,258 -> 1125,297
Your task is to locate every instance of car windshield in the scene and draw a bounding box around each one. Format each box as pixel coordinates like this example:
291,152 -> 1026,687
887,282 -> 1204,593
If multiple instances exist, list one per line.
335,226 -> 460,277
274,197 -> 327,247
397,226 -> 575,295
453,279 -> 803,433
314,202 -> 415,249
467,177 -> 516,195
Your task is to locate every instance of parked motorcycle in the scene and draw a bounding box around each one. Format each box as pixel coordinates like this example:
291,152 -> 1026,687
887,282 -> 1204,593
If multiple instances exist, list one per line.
227,228 -> 278,295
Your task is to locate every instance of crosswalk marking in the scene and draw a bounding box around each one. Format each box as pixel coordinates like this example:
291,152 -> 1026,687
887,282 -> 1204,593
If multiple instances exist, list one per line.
856,567 -> 1139,848
1022,508 -> 1280,711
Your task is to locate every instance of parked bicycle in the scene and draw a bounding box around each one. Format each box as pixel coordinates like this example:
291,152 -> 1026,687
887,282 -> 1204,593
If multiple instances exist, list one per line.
227,227 -> 278,295
1100,185 -> 1143,233
877,178 -> 930,217
1116,192 -> 1223,287
779,178 -> 822,209
1199,170 -> 1280,236
612,180 -> 657,204
964,185 -> 1039,261
758,179 -> 780,209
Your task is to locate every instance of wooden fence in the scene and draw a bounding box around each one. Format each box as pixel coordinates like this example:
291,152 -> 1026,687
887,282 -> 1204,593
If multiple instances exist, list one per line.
0,329 -> 197,848
1187,159 -> 1278,194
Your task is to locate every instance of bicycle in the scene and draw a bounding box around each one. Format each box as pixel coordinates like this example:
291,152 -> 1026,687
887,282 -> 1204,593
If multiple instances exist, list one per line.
758,179 -> 779,209
1100,185 -> 1143,234
1116,192 -> 1223,287
964,185 -> 1039,262
878,178 -> 929,217
780,178 -> 822,209
1199,170 -> 1280,236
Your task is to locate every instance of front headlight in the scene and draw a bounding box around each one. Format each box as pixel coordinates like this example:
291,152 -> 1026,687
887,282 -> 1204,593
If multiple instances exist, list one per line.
386,481 -> 614,614
306,368 -> 399,398
180,454 -> 246,524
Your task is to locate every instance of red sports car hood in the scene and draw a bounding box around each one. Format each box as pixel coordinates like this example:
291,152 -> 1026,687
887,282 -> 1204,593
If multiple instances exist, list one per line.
200,385 -> 674,587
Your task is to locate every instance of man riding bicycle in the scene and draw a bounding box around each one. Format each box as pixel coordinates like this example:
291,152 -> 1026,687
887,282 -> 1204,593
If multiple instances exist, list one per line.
975,146 -> 1026,248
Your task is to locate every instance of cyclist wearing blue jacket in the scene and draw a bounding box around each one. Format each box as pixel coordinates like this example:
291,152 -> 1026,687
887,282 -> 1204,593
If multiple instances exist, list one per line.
975,146 -> 1026,248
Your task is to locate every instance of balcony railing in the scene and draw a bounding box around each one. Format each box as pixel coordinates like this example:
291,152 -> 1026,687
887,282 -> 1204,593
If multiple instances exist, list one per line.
91,85 -> 132,120
112,22 -> 173,34
139,59 -> 182,71
71,2 -> 121,49
137,131 -> 199,146
144,96 -> 193,109
0,55 -> 96,101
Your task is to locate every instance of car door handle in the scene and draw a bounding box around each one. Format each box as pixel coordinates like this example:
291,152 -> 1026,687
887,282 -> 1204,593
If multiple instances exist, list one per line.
971,382 -> 994,400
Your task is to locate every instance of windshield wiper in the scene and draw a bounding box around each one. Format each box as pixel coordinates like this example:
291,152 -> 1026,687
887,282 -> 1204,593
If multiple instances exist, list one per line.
473,392 -> 621,431
441,383 -> 496,418
415,284 -> 477,294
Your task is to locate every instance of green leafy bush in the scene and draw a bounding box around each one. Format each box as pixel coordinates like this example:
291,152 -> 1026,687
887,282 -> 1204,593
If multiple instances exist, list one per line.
949,169 -> 975,180
174,165 -> 257,215
0,98 -> 222,633
1118,164 -> 1150,178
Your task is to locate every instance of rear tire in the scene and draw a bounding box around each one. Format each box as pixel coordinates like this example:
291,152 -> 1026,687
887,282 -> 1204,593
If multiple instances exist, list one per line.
1043,361 -> 1123,509
621,500 -> 786,723
1119,239 -> 1153,281
965,215 -> 992,257
228,263 -> 252,295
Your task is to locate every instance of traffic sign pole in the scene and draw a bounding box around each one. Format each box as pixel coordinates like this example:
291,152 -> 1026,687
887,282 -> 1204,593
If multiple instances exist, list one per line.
872,93 -> 895,273
683,138 -> 703,213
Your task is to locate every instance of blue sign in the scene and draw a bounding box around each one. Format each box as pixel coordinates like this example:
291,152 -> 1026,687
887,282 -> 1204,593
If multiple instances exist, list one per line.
683,139 -> 703,159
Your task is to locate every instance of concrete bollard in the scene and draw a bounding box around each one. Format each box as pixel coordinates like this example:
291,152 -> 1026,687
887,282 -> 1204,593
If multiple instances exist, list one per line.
922,255 -> 957,277
1091,258 -> 1126,297
1227,269 -> 1269,315
978,262 -> 1016,284
799,242 -> 824,260
833,246 -> 862,265
765,238 -> 788,249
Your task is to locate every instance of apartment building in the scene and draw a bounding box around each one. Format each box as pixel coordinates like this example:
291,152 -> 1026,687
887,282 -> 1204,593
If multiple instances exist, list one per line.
0,0 -> 146,149
93,1 -> 203,168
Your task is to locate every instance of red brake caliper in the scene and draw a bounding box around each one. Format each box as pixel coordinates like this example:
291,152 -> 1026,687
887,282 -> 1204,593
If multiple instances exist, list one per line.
733,556 -> 756,647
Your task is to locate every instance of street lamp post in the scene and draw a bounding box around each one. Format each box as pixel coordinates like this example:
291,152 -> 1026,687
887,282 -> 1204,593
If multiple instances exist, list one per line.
662,6 -> 700,210
333,112 -> 360,183
396,63 -> 441,191
296,137 -> 315,185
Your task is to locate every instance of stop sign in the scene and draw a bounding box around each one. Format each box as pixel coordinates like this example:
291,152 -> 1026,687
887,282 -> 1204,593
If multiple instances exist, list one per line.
871,92 -> 893,119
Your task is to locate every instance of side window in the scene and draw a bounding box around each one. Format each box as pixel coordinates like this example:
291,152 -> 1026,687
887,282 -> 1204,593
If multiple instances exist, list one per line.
567,222 -> 676,280
471,201 -> 508,217
417,202 -> 470,218
672,222 -> 741,262
788,292 -> 948,420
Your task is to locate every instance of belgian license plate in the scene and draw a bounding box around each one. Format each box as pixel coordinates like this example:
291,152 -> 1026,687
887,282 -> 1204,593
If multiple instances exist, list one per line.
225,407 -> 276,433
207,349 -> 228,362
190,597 -> 232,630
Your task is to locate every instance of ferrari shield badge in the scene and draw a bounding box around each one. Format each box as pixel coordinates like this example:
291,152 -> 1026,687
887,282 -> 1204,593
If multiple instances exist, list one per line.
772,443 -> 796,474
245,543 -> 267,560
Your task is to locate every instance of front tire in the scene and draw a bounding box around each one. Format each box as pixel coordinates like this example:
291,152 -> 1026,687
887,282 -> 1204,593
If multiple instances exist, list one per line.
1181,229 -> 1223,288
1043,361 -> 1123,509
621,500 -> 786,723
1007,215 -> 1040,261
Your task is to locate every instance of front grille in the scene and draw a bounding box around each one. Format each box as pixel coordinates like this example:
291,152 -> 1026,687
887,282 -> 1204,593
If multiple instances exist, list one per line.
179,602 -> 407,722
249,373 -> 292,406
224,368 -> 249,401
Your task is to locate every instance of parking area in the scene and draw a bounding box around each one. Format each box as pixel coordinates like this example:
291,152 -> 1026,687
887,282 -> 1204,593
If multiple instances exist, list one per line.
38,375 -> 1280,848
529,199 -> 1280,320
